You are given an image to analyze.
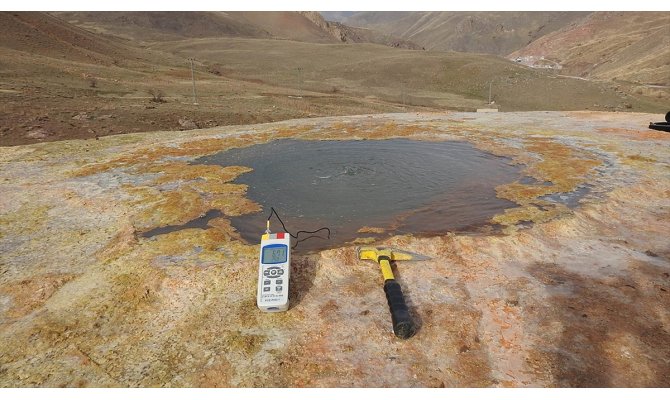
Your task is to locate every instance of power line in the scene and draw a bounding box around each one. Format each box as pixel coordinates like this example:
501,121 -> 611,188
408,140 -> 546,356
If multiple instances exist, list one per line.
489,81 -> 493,104
296,67 -> 303,96
188,58 -> 198,105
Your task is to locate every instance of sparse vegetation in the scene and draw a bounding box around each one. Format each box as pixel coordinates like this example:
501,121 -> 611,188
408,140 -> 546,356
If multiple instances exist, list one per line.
1,11 -> 668,147
148,88 -> 166,103
207,63 -> 223,76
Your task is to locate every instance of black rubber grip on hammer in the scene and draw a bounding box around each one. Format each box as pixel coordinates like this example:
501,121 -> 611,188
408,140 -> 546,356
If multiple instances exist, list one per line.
383,279 -> 416,339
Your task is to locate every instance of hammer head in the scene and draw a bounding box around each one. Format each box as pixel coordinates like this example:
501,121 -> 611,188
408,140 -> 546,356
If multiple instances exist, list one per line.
357,246 -> 430,263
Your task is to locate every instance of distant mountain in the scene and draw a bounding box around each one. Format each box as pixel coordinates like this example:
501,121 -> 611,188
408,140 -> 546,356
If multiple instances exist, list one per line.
2,11 -> 667,146
298,12 -> 422,49
341,11 -> 670,85
510,12 -> 670,85
319,12 -> 358,22
54,11 -> 421,50
341,11 -> 589,55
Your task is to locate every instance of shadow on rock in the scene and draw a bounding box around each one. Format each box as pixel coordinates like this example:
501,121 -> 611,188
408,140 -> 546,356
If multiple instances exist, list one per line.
288,254 -> 319,308
526,259 -> 670,387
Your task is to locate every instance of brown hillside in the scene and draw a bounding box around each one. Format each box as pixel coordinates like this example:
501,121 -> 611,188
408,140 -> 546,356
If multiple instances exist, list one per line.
53,11 -> 273,42
343,11 -> 589,55
0,12 -> 429,147
152,37 -> 666,114
0,12 -> 159,66
1,12 -> 667,147
232,11 -> 335,43
510,12 -> 670,85
54,11 -> 420,50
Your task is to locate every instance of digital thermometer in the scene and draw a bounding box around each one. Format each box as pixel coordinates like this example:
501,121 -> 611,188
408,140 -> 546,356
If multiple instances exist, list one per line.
257,231 -> 291,312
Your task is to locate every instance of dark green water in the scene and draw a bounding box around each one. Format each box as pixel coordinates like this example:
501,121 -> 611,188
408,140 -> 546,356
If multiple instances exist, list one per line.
194,139 -> 522,252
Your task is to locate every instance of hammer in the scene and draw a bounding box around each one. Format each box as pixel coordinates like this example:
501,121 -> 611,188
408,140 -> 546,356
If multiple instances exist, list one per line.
358,246 -> 430,339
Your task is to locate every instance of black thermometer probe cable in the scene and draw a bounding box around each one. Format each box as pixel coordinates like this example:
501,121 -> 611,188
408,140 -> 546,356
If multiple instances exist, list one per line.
266,207 -> 331,250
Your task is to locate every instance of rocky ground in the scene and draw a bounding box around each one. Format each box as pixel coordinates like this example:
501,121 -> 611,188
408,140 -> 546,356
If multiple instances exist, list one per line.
0,111 -> 669,387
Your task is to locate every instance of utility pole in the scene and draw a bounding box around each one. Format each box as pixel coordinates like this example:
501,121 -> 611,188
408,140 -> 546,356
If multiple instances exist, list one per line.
488,81 -> 493,104
189,58 -> 198,105
401,82 -> 406,106
296,67 -> 303,97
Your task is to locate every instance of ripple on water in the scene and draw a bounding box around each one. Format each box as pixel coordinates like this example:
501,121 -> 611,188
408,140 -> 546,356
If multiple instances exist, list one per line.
194,139 -> 523,252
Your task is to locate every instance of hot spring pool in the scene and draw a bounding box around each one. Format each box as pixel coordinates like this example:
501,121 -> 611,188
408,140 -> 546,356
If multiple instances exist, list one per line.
195,139 -> 522,252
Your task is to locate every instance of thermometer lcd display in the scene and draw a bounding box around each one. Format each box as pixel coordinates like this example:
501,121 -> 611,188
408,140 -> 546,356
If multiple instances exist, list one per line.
262,244 -> 287,264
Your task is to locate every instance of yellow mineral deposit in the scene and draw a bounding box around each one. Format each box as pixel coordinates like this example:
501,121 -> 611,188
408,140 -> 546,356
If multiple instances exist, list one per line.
1,111 -> 669,387
357,226 -> 386,234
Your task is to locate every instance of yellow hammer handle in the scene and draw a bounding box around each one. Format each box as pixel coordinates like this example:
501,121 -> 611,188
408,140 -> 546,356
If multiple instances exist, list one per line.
379,258 -> 395,281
